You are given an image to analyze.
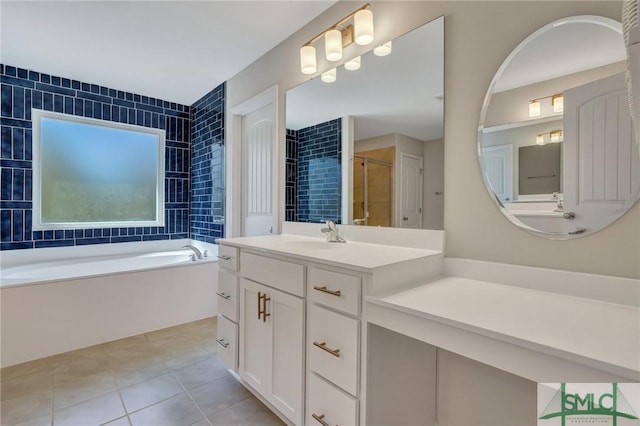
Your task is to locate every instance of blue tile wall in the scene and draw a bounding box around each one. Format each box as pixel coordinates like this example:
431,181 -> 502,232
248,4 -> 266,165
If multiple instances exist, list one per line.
0,64 -> 191,250
285,129 -> 298,222
189,82 -> 225,244
295,118 -> 341,223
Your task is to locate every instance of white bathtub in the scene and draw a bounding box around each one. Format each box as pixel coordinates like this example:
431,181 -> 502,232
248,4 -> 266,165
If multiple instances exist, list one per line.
0,239 -> 219,367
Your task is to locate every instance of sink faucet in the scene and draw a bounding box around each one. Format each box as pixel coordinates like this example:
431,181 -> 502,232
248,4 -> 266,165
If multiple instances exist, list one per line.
182,245 -> 203,259
320,220 -> 346,243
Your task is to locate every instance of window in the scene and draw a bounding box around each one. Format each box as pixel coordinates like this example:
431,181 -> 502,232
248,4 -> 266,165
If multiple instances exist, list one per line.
32,109 -> 165,230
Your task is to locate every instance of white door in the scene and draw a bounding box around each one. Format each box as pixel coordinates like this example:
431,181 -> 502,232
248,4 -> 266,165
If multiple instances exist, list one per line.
241,103 -> 275,236
563,73 -> 640,231
239,279 -> 269,394
481,144 -> 514,203
400,153 -> 423,228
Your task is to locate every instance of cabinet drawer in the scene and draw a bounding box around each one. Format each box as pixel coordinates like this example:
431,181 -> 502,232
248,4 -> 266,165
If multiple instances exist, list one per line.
307,373 -> 358,426
216,315 -> 238,371
308,267 -> 361,316
308,304 -> 359,396
241,252 -> 305,297
217,245 -> 239,271
217,270 -> 239,322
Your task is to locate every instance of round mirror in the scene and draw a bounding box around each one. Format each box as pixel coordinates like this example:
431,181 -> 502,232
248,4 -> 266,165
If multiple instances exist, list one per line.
478,15 -> 639,239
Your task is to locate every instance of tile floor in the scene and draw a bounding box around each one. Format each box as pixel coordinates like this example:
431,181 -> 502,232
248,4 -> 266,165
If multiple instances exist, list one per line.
0,317 -> 284,426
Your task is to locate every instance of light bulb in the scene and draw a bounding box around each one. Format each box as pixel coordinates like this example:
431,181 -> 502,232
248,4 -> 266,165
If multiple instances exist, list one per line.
325,29 -> 343,61
300,45 -> 316,75
373,41 -> 392,56
354,9 -> 374,45
321,68 -> 337,83
344,56 -> 361,71
552,95 -> 564,113
536,134 -> 545,145
550,130 -> 563,143
529,100 -> 541,117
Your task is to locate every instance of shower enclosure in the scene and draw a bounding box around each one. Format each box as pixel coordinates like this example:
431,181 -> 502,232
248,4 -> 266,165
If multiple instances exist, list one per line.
352,155 -> 393,226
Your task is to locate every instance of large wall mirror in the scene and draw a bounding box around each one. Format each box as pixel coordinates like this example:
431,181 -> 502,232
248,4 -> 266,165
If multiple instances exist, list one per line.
478,15 -> 639,239
285,16 -> 444,229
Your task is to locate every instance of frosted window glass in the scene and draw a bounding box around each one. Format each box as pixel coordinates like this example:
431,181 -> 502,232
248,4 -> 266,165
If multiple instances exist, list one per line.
33,110 -> 165,229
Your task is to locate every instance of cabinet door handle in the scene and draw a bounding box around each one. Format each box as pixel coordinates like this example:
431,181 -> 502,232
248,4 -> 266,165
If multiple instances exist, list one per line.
216,292 -> 231,300
217,255 -> 231,260
313,286 -> 341,297
215,338 -> 229,348
312,413 -> 335,426
313,341 -> 340,358
258,292 -> 271,322
257,291 -> 262,320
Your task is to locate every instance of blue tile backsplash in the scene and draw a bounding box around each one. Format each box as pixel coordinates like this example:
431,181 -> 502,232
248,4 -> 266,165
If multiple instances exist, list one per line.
290,118 -> 342,224
0,64 -> 224,250
190,83 -> 225,244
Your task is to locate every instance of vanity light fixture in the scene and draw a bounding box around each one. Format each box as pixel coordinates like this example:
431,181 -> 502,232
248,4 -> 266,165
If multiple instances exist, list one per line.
536,129 -> 564,145
373,41 -> 392,56
528,94 -> 564,117
321,68 -> 337,83
299,3 -> 373,77
344,56 -> 361,71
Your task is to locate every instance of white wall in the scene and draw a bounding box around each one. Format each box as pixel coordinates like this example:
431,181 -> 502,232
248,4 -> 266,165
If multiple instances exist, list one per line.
226,1 -> 639,278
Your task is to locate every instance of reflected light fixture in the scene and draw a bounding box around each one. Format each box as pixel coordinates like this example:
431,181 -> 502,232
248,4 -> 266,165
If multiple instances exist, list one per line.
299,3 -> 374,80
536,129 -> 563,145
344,56 -> 361,71
536,134 -> 546,145
373,41 -> 392,56
528,93 -> 563,117
321,68 -> 337,83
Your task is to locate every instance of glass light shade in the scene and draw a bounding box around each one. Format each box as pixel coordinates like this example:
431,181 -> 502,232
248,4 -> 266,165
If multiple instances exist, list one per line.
321,68 -> 337,83
552,95 -> 564,113
325,29 -> 343,61
373,41 -> 392,56
529,100 -> 541,117
550,130 -> 563,143
354,9 -> 374,45
536,134 -> 545,145
344,56 -> 361,71
300,45 -> 317,75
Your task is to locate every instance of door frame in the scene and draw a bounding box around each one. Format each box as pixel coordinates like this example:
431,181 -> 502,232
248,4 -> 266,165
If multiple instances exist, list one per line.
227,85 -> 279,237
399,152 -> 424,228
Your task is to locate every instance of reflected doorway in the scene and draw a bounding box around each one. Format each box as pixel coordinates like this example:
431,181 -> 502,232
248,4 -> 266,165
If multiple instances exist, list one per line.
353,155 -> 393,226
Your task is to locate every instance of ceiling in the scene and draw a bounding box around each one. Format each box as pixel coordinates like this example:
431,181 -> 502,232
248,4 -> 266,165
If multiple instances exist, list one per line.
493,17 -> 626,93
0,1 -> 335,105
286,16 -> 444,142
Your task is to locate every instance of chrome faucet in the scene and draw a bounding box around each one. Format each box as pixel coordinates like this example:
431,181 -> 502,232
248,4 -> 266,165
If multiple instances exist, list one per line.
182,245 -> 203,260
320,220 -> 346,243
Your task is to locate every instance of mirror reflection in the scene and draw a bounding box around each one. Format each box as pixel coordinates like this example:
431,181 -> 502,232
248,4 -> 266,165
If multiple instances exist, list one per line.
479,15 -> 639,238
285,17 -> 444,229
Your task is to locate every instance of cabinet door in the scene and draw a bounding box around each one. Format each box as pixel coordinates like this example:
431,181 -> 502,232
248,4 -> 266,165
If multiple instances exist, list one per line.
268,286 -> 304,425
239,278 -> 269,394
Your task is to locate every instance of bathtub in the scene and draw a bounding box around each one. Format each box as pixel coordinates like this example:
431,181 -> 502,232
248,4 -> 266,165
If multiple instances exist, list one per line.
0,239 -> 219,367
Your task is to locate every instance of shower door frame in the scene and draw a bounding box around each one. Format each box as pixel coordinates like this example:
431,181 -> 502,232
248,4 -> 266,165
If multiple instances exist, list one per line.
353,154 -> 394,226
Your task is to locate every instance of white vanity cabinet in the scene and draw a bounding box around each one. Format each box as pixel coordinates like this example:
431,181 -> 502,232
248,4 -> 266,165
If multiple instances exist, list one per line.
215,245 -> 240,371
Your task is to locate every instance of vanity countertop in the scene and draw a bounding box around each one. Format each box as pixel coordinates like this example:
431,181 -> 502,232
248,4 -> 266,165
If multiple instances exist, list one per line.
217,234 -> 442,272
367,276 -> 640,380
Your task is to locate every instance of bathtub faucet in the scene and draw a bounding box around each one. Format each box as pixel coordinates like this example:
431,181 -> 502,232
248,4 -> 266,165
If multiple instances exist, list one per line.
182,245 -> 203,260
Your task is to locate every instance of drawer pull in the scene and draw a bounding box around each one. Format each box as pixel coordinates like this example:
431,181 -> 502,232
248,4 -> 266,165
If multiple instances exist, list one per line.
313,286 -> 341,297
217,255 -> 231,260
258,292 -> 271,322
313,341 -> 340,358
312,413 -> 336,426
216,338 -> 229,348
216,292 -> 231,300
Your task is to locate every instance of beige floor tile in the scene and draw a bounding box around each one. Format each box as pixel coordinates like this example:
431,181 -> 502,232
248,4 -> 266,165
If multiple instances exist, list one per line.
53,390 -> 125,426
103,415 -> 132,426
208,397 -> 285,426
53,354 -> 110,379
120,372 -> 184,413
1,370 -> 52,401
188,375 -> 251,420
53,371 -> 118,410
188,419 -> 212,426
0,358 -> 52,381
0,391 -> 53,426
7,413 -> 52,426
171,357 -> 228,390
112,364 -> 170,389
162,344 -> 214,370
128,393 -> 204,426
144,325 -> 186,342
102,334 -> 149,353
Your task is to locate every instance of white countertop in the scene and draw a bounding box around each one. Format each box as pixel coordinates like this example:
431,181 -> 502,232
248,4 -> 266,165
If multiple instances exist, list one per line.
368,276 -> 640,379
217,234 -> 442,272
